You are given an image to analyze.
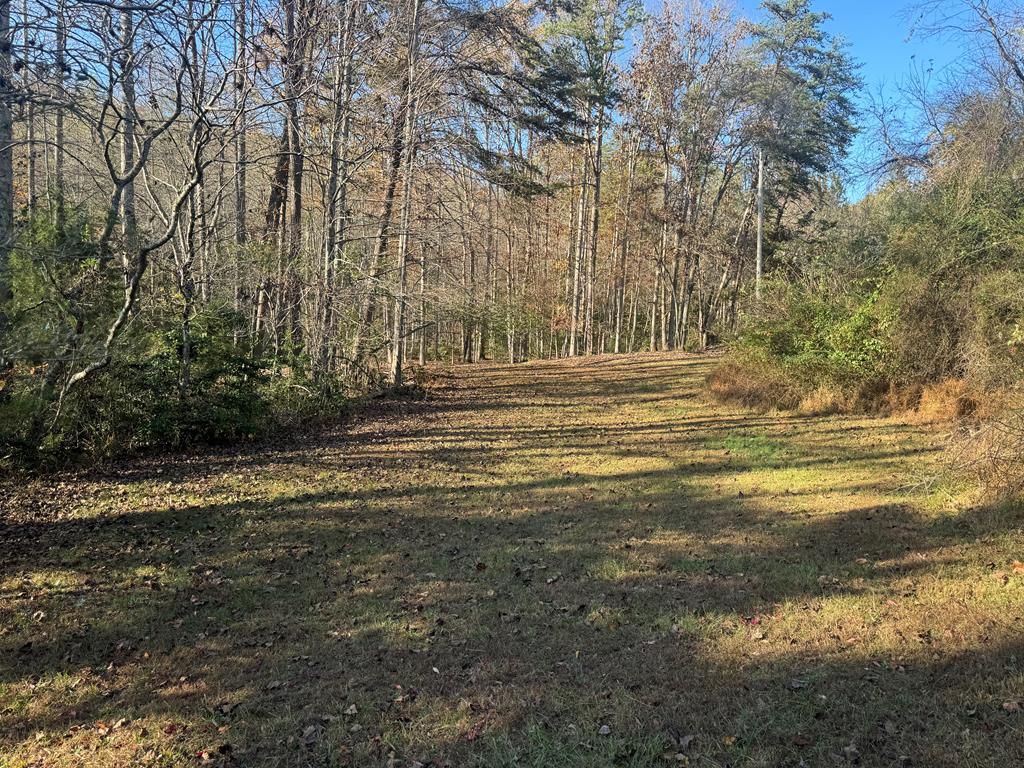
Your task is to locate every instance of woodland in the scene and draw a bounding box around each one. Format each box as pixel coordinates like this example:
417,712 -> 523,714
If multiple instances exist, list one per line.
0,0 -> 1021,471
1,0 -> 1024,765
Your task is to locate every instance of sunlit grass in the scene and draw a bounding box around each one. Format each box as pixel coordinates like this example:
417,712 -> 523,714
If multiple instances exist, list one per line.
2,353 -> 1021,767
703,432 -> 790,462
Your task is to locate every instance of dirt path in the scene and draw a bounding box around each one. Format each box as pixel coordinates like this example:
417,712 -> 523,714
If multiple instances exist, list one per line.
2,353 -> 1022,767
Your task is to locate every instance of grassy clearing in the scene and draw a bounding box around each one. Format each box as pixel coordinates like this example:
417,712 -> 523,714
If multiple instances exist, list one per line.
2,352 -> 1023,767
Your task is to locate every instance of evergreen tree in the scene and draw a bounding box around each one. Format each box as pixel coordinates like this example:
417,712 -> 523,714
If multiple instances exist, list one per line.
748,0 -> 860,294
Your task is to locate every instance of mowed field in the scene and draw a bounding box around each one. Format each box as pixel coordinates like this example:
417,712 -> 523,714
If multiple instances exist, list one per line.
2,353 -> 1022,767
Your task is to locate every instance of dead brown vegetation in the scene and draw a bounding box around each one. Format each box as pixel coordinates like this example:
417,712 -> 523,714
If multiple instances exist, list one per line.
950,397 -> 1024,499
708,357 -> 1023,498
708,359 -> 1002,421
704,358 -> 801,411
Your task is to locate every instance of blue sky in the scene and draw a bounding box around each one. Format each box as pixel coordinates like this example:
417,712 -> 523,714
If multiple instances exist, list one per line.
626,0 -> 965,197
736,0 -> 959,196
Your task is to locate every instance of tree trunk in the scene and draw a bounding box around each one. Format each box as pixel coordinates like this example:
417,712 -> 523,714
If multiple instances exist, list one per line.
350,83 -> 407,366
418,242 -> 427,365
234,0 -> 248,248
388,0 -> 421,387
284,0 -> 304,353
667,225 -> 682,349
54,0 -> 67,236
568,147 -> 588,357
613,134 -> 637,354
584,108 -> 604,356
21,0 -> 35,216
0,0 -> 13,356
649,257 -> 660,352
264,131 -> 289,237
680,246 -> 697,349
319,0 -> 357,378
121,9 -> 137,242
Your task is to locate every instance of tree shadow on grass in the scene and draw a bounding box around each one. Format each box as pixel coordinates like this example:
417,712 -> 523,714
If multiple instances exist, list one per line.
1,354 -> 1020,767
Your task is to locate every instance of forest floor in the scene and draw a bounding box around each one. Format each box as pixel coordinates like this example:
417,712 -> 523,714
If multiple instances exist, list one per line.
2,352 -> 1023,768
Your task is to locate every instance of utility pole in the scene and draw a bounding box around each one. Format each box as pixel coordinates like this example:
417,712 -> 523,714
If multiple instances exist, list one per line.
755,147 -> 764,301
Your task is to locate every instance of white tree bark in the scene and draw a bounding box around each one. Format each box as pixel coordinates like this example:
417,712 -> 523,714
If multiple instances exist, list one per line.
389,0 -> 421,387
0,0 -> 13,329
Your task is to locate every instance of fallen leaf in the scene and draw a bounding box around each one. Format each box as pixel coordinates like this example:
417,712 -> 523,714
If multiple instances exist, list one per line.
843,742 -> 861,763
676,734 -> 696,751
598,724 -> 611,735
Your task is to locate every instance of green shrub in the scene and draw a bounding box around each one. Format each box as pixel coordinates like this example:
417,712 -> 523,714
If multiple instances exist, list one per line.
1,306 -> 350,465
718,237 -> 1024,416
738,283 -> 889,393
964,270 -> 1024,388
875,270 -> 967,387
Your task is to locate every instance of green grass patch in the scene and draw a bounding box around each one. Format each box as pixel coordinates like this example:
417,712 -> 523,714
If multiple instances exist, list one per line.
703,432 -> 790,462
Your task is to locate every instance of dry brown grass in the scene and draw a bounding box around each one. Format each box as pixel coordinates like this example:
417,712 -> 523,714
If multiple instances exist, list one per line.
704,357 -> 801,411
910,380 -> 982,423
950,396 -> 1024,499
796,385 -> 846,416
906,385 -> 1024,499
706,358 -> 872,416
708,356 -> 1024,501
877,381 -> 923,414
708,355 -> 1008,426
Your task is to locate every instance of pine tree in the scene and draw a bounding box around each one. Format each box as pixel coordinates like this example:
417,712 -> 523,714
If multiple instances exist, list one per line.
749,0 -> 860,296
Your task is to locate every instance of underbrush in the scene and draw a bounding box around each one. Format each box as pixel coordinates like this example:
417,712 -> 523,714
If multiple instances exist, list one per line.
704,347 -> 890,417
709,350 -> 1024,498
949,400 -> 1024,500
0,310 -> 356,467
705,354 -> 802,411
707,283 -> 892,414
707,275 -> 1024,497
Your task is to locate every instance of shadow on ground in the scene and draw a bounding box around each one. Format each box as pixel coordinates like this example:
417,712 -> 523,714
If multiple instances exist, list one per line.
2,352 -> 1022,767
